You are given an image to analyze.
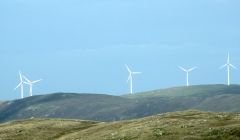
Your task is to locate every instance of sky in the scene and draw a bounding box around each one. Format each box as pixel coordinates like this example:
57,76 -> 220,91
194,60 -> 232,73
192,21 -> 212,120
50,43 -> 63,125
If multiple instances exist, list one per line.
1,0 -> 240,100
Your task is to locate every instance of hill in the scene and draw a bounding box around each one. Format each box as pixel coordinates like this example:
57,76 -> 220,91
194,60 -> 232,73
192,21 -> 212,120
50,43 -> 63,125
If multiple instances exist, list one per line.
0,93 -> 136,122
1,110 -> 240,140
0,84 -> 240,122
125,84 -> 240,113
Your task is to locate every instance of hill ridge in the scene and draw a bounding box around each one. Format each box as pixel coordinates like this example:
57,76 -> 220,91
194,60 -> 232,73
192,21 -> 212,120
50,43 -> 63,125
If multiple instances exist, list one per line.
0,84 -> 240,123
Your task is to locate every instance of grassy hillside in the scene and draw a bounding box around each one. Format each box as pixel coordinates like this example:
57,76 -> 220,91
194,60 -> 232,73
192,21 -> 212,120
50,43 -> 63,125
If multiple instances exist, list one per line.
1,110 -> 240,140
0,84 -> 240,123
125,84 -> 240,115
0,93 -> 136,122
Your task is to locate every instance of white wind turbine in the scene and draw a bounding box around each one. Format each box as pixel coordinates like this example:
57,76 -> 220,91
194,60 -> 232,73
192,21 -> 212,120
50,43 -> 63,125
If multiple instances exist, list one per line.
220,53 -> 237,86
22,75 -> 42,97
179,66 -> 197,87
14,71 -> 24,99
125,64 -> 141,94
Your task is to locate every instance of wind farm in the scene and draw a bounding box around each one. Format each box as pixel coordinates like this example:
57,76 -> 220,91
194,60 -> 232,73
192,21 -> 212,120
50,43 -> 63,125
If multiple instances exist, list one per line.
13,52 -> 239,98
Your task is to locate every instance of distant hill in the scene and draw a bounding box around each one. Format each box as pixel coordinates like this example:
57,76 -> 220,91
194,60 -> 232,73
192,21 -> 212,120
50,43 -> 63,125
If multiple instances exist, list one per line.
0,84 -> 240,122
0,93 -> 136,122
1,110 -> 240,140
126,84 -> 240,113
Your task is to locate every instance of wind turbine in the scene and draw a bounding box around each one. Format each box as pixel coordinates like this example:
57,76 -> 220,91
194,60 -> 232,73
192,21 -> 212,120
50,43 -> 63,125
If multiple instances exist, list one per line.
125,64 -> 141,94
179,66 -> 197,87
22,75 -> 42,97
220,53 -> 237,86
14,71 -> 24,99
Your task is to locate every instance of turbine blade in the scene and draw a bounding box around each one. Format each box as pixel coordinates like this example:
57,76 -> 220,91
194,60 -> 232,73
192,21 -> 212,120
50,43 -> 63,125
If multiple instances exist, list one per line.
14,83 -> 22,90
178,66 -> 187,72
125,64 -> 131,73
230,64 -> 237,69
19,71 -> 22,80
189,67 -> 197,72
219,64 -> 227,69
132,72 -> 142,74
32,79 -> 42,84
22,75 -> 31,83
127,75 -> 131,83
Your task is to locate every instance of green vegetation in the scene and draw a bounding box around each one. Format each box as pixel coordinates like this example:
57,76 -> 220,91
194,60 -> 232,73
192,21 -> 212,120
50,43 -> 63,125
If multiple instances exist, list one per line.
0,84 -> 240,123
1,110 -> 240,140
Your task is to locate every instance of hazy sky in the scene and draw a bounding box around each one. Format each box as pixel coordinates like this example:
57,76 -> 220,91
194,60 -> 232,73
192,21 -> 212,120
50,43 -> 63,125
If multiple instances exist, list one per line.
1,0 -> 240,100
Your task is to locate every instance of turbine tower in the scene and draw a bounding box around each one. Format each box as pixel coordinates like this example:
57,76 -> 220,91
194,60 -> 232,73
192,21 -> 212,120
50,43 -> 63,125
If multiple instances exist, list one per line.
125,64 -> 141,94
15,71 -> 24,99
179,66 -> 197,87
23,75 -> 42,97
220,53 -> 237,86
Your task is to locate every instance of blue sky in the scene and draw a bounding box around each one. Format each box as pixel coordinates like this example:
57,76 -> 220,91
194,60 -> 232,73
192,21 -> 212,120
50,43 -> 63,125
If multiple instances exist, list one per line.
1,0 -> 240,100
